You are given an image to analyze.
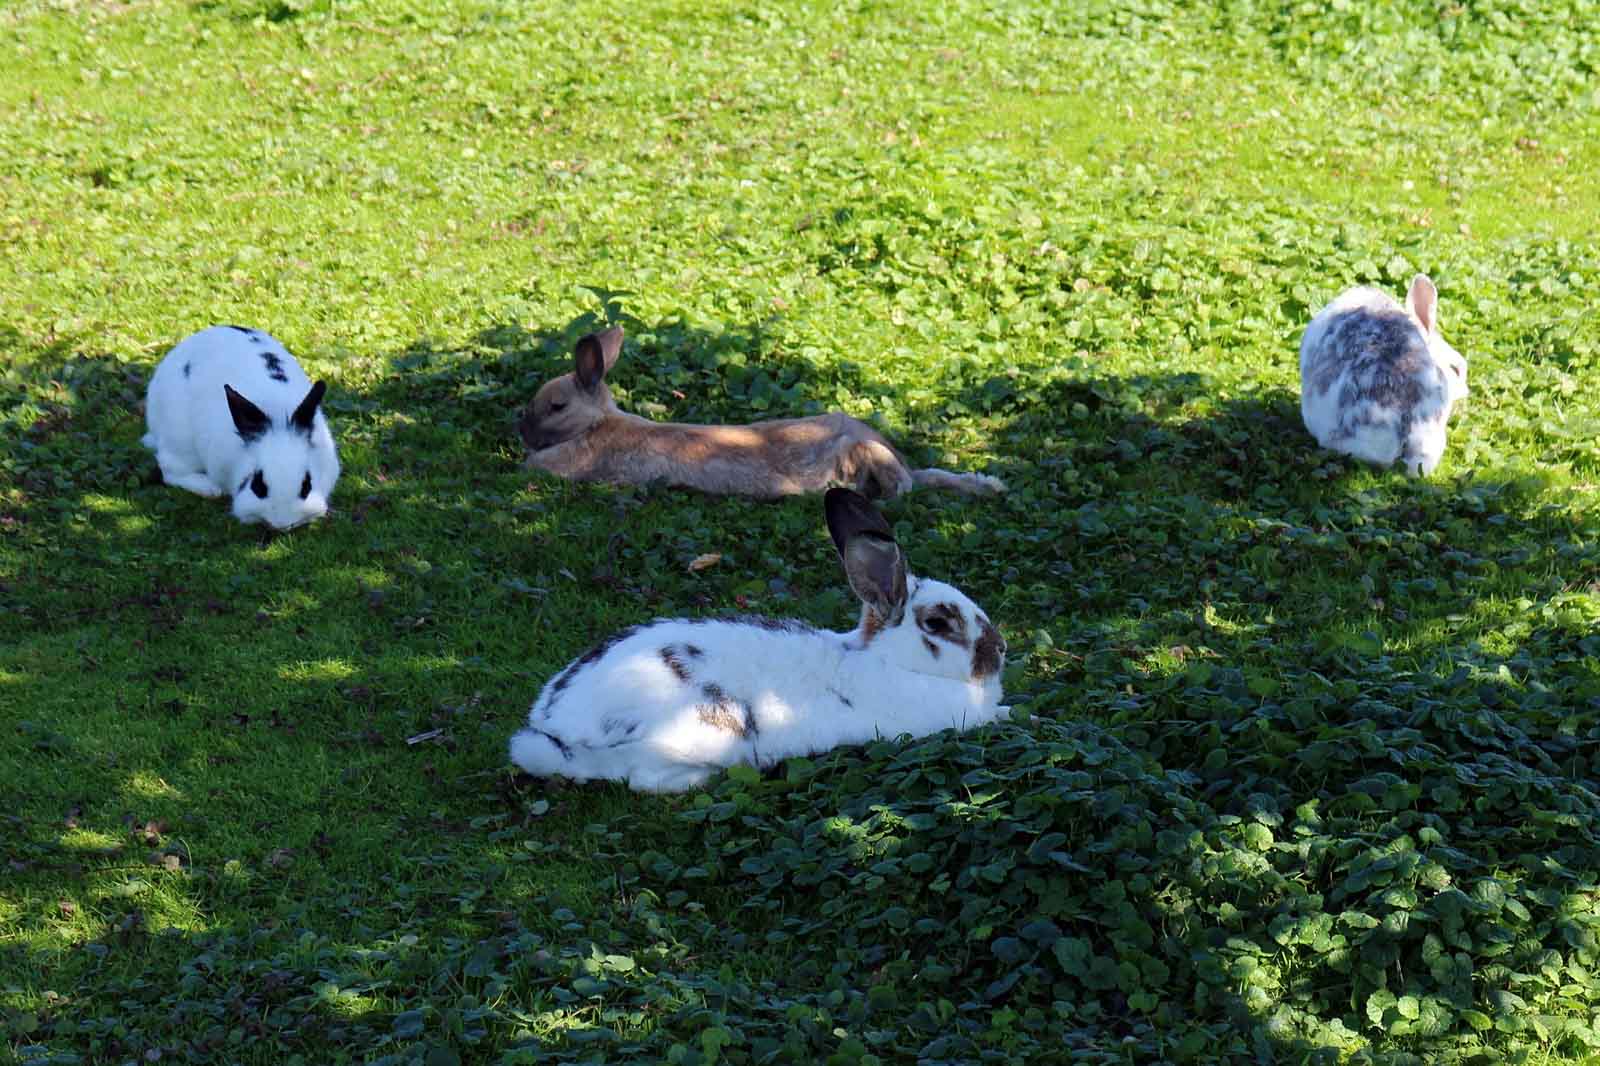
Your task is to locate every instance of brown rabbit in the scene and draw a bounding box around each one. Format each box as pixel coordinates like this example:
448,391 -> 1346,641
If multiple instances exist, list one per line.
517,327 -> 1006,500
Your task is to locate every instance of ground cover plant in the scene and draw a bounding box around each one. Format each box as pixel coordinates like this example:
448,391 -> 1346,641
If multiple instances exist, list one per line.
3,0 -> 1599,1062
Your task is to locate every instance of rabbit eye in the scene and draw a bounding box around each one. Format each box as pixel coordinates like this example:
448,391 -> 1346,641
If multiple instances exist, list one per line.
915,604 -> 974,648
299,472 -> 312,499
250,471 -> 268,499
549,401 -> 568,413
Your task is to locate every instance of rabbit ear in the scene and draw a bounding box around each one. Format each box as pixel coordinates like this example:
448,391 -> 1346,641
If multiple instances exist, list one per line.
574,326 -> 624,391
224,384 -> 271,443
825,488 -> 907,625
1406,275 -> 1438,334
825,487 -> 894,546
290,380 -> 326,434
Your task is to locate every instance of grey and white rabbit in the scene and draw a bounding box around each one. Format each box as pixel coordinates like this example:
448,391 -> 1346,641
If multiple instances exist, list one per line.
517,326 -> 1005,499
509,488 -> 1009,792
1299,275 -> 1468,476
143,325 -> 340,529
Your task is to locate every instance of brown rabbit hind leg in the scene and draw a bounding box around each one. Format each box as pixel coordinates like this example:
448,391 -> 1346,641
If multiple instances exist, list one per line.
843,440 -> 915,500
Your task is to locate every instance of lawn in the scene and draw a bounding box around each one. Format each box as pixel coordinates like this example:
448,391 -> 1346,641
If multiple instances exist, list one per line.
3,0 -> 1600,1062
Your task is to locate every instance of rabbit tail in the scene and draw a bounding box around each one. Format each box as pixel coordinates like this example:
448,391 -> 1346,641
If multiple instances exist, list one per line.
510,726 -> 716,792
509,727 -> 577,778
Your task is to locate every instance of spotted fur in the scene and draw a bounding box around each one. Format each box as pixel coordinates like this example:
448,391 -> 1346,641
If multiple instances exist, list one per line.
259,349 -> 290,383
660,645 -> 694,683
972,618 -> 1005,680
696,683 -> 757,738
915,602 -> 971,647
509,489 -> 1009,792
1299,275 -> 1468,477
143,325 -> 340,530
536,624 -> 641,716
859,608 -> 889,647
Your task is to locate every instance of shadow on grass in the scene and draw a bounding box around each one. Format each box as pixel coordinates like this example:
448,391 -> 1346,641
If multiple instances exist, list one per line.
5,319 -> 1600,1062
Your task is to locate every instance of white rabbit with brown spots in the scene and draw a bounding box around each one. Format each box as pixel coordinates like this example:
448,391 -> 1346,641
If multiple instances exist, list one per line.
1300,274 -> 1468,477
517,326 -> 1004,499
508,488 -> 1008,792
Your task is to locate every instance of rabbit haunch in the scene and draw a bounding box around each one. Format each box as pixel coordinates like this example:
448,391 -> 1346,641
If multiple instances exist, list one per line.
1299,275 -> 1468,477
143,325 -> 340,529
509,488 -> 1008,793
517,326 -> 1004,499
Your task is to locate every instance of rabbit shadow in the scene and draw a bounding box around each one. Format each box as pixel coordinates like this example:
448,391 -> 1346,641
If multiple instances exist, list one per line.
944,363 -> 1591,689
440,304 -> 1019,483
345,310 -> 837,477
0,324 -> 154,504
2,313 -> 1576,696
309,322 -> 1590,715
6,319 -> 1600,1066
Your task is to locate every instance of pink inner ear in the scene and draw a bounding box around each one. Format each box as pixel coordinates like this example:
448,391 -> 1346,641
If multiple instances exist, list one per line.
1408,276 -> 1438,334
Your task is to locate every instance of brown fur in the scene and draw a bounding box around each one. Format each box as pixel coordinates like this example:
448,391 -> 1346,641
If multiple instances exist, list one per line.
518,328 -> 1004,500
659,645 -> 694,684
696,682 -> 756,737
858,606 -> 889,647
914,602 -> 971,648
972,618 -> 1004,679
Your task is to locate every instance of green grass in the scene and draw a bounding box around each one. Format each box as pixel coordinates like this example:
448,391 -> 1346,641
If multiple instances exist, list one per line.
4,0 -> 1600,1062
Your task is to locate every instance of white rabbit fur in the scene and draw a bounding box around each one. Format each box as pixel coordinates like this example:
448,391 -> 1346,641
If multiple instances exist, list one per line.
509,488 -> 1009,792
1300,274 -> 1468,477
143,325 -> 340,529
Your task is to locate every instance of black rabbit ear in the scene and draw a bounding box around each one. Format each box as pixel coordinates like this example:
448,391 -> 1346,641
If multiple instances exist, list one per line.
225,384 -> 271,443
574,326 -> 624,391
825,489 -> 906,626
824,487 -> 894,550
290,380 -> 326,433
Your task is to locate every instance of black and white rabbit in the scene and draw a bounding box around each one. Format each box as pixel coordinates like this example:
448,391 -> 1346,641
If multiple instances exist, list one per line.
509,488 -> 1009,792
143,325 -> 340,529
1299,274 -> 1468,476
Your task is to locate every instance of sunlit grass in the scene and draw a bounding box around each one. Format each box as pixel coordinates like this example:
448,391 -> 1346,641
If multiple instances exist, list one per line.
3,0 -> 1599,1062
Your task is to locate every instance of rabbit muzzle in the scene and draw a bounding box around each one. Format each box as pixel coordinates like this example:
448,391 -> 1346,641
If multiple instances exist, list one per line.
972,620 -> 1006,680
